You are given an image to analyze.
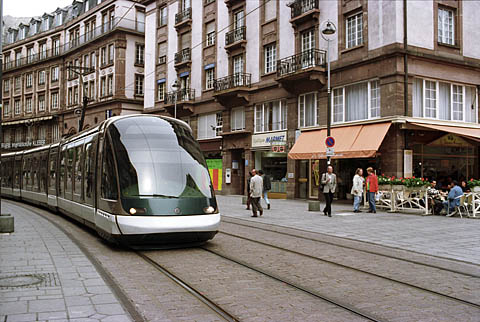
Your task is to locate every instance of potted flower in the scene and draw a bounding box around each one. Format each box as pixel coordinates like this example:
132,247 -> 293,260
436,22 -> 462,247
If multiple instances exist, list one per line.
404,177 -> 430,191
467,179 -> 480,192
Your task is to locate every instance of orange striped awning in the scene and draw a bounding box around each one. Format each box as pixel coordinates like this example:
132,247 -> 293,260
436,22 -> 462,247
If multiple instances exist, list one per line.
288,122 -> 391,160
409,122 -> 480,142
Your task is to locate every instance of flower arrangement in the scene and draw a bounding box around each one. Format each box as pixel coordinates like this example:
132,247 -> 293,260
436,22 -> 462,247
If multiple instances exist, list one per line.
377,175 -> 430,188
467,178 -> 480,188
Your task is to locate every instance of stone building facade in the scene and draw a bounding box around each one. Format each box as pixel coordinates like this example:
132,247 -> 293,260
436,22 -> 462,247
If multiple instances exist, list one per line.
1,0 -> 145,150
140,0 -> 480,199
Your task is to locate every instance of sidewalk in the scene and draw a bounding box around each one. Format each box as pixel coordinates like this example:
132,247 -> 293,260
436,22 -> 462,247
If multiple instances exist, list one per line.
0,200 -> 131,322
216,195 -> 480,265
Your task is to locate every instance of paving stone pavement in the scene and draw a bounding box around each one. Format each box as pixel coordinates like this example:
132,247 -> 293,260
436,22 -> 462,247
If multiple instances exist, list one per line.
0,201 -> 132,322
216,195 -> 480,265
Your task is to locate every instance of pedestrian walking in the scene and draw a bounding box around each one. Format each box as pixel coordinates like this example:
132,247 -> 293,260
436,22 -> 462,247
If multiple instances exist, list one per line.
351,168 -> 364,213
258,169 -> 271,209
320,165 -> 337,217
366,167 -> 378,213
246,171 -> 253,210
249,169 -> 263,217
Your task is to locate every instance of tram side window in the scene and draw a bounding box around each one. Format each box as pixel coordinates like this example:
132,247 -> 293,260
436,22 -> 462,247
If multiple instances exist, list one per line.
66,148 -> 74,195
49,153 -> 57,191
32,156 -> 38,191
23,158 -> 30,190
101,136 -> 118,200
84,141 -> 95,204
59,150 -> 66,196
40,154 -> 47,193
74,145 -> 83,197
14,159 -> 21,189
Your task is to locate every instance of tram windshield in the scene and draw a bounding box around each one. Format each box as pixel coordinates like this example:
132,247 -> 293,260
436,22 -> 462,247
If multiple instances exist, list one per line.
109,116 -> 213,199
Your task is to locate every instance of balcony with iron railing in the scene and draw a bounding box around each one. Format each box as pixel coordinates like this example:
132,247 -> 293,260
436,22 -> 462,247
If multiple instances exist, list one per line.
289,0 -> 320,24
175,7 -> 192,28
174,48 -> 191,67
213,73 -> 251,107
276,49 -> 326,92
3,17 -> 144,72
225,26 -> 246,50
164,88 -> 195,105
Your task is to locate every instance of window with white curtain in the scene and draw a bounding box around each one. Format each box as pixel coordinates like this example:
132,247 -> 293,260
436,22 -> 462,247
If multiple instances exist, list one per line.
412,78 -> 478,123
255,100 -> 287,133
298,92 -> 318,128
332,79 -> 381,123
438,8 -> 454,45
198,113 -> 222,139
231,107 -> 245,131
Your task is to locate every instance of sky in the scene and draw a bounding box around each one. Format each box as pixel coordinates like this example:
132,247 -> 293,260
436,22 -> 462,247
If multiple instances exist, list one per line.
4,0 -> 74,17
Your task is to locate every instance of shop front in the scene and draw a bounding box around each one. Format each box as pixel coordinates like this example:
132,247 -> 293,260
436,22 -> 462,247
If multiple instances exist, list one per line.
251,131 -> 288,198
199,139 -> 223,191
289,122 -> 391,199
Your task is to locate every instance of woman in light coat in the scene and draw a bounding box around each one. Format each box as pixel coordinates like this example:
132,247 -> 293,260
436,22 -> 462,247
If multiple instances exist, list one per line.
351,168 -> 364,213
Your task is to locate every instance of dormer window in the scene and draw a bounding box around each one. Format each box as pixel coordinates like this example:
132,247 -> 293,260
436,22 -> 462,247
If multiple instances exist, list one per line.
43,18 -> 50,31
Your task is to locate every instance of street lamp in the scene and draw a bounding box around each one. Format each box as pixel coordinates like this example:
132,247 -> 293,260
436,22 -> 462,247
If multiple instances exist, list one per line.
321,20 -> 336,165
172,80 -> 180,119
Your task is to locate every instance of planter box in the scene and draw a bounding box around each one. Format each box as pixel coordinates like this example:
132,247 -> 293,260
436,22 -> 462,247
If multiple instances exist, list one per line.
473,186 -> 480,193
392,185 -> 404,191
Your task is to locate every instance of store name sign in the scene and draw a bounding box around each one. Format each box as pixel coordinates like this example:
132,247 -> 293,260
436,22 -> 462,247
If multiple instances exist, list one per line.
252,131 -> 287,148
1,140 -> 46,149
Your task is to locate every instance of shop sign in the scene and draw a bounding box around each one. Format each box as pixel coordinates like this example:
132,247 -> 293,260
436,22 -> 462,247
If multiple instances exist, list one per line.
429,134 -> 471,147
252,131 -> 287,148
1,140 -> 46,149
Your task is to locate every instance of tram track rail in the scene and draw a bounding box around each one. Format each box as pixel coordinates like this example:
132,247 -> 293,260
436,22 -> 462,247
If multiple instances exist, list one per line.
221,217 -> 480,279
214,230 -> 480,310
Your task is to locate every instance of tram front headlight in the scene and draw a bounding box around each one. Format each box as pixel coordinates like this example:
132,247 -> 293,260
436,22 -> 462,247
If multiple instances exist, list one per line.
203,206 -> 216,214
129,207 -> 146,215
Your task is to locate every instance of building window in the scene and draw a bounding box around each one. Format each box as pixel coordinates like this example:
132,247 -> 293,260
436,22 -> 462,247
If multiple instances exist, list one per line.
206,21 -> 215,46
38,94 -> 45,112
26,73 -> 33,88
264,43 -> 277,74
100,77 -> 106,97
15,128 -> 22,143
108,44 -> 114,64
15,52 -> 22,67
3,101 -> 10,116
15,77 -> 21,90
3,79 -> 10,93
38,126 -> 46,141
298,92 -> 318,128
74,86 -> 79,104
107,75 -> 113,95
157,81 -> 165,101
438,7 -> 454,45
14,99 -> 21,115
52,123 -> 60,141
38,70 -> 46,85
89,80 -> 96,99
27,47 -> 34,63
205,68 -> 214,90
159,7 -> 167,26
101,47 -> 107,66
68,87 -> 73,105
84,54 -> 90,69
51,66 -> 59,82
158,42 -> 167,64
346,12 -> 363,49
255,100 -> 287,133
370,80 -> 380,118
135,44 -> 145,65
25,97 -> 32,113
197,112 -> 222,139
91,52 -> 96,69
52,38 -> 60,56
39,43 -> 47,59
51,92 -> 59,109
135,74 -> 144,96
413,78 -> 477,123
332,80 -> 381,123
231,107 -> 245,131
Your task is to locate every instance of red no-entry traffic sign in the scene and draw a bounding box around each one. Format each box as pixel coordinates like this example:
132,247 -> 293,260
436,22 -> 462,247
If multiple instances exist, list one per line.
325,136 -> 335,148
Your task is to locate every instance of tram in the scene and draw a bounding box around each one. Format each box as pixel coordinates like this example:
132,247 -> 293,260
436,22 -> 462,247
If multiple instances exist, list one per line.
0,115 -> 220,245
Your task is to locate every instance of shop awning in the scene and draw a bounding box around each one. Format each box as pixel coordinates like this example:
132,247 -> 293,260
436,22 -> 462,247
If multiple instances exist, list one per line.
409,122 -> 480,142
288,122 -> 391,160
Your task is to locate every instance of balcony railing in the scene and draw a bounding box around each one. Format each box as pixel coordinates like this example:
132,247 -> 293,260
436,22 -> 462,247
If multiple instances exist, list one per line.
276,49 -> 326,78
3,18 -> 144,72
175,7 -> 192,25
225,26 -> 246,47
165,88 -> 195,105
290,0 -> 319,19
174,48 -> 191,65
214,73 -> 251,92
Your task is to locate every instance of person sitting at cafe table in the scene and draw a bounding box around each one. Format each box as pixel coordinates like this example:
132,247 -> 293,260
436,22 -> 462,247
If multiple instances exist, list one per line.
441,180 -> 464,216
427,180 -> 444,215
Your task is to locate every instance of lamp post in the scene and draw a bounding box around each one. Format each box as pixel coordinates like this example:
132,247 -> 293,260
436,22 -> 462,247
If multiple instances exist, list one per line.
172,80 -> 180,119
321,20 -> 336,165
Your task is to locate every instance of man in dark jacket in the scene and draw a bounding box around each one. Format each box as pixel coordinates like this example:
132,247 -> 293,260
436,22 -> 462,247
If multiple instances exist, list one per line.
258,170 -> 271,209
246,171 -> 253,210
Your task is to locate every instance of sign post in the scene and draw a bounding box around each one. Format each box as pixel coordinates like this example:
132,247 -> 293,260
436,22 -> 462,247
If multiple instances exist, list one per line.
325,136 -> 335,164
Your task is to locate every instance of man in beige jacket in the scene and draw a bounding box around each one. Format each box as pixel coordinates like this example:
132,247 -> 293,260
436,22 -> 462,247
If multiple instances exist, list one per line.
249,169 -> 263,217
320,165 -> 337,217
